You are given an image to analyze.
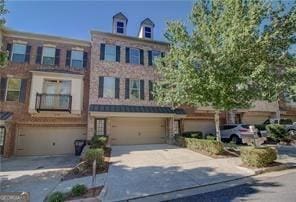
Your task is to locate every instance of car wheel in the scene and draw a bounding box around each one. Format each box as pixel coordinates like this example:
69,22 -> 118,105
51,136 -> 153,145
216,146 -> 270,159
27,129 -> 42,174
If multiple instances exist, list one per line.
230,135 -> 240,144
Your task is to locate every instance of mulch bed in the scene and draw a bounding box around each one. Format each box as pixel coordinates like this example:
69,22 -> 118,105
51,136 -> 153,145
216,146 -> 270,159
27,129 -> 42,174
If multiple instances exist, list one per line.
64,186 -> 103,201
62,147 -> 111,181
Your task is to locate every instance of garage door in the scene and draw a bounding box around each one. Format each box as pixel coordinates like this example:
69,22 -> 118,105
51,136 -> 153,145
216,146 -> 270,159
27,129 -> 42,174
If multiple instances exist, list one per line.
110,118 -> 166,145
242,115 -> 269,124
15,127 -> 86,156
183,120 -> 215,135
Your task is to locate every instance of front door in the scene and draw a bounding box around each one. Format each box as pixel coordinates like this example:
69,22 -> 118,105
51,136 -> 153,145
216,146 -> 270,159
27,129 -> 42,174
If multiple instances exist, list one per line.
0,127 -> 6,154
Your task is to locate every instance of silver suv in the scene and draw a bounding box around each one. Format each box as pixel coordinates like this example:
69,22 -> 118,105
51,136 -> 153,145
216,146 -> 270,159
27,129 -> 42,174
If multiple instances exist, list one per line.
220,124 -> 253,144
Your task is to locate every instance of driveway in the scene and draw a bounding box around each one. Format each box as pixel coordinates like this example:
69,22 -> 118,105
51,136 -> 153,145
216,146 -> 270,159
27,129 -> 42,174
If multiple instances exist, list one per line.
0,155 -> 79,202
101,144 -> 253,201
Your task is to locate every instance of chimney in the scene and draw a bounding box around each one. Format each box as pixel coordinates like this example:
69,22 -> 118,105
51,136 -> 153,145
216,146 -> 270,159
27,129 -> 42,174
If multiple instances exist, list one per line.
112,12 -> 128,35
138,18 -> 155,40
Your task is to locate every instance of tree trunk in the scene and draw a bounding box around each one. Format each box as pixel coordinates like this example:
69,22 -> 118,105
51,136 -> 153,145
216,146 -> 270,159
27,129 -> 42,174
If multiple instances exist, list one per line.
214,110 -> 221,142
275,98 -> 281,121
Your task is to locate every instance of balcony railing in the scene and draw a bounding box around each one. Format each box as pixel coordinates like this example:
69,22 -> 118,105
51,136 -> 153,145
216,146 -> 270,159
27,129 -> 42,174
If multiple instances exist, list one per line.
35,93 -> 72,113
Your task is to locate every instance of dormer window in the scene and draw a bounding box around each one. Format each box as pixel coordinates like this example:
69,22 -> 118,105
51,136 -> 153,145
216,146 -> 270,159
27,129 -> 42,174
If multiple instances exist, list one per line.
144,27 -> 152,38
117,21 -> 124,34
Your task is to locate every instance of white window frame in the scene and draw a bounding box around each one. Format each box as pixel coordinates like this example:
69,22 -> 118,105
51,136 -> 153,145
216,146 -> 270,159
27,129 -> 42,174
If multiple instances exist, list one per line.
104,44 -> 117,62
144,26 -> 152,39
116,20 -> 125,34
152,50 -> 161,65
103,77 -> 116,98
129,79 -> 140,99
5,78 -> 21,101
130,48 -> 140,64
70,50 -> 83,68
42,46 -> 56,65
11,43 -> 26,63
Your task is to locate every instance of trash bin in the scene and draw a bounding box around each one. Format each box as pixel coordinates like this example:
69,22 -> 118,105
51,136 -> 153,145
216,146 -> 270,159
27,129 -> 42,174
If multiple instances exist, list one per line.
74,139 -> 86,156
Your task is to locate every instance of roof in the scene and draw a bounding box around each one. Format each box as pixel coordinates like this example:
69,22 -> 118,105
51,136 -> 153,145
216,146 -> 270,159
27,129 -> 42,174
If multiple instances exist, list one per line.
0,112 -> 13,120
140,18 -> 155,27
89,104 -> 186,115
113,12 -> 128,23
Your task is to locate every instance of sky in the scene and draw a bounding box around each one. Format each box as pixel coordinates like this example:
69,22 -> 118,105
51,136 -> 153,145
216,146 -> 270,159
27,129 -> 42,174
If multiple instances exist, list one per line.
5,0 -> 195,41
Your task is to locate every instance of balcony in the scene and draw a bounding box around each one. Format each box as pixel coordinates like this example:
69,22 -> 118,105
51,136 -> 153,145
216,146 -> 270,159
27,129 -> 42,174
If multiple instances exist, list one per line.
35,93 -> 72,113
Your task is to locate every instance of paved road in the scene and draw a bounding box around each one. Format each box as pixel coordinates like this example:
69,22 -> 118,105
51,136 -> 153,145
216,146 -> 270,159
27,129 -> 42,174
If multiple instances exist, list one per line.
170,169 -> 296,202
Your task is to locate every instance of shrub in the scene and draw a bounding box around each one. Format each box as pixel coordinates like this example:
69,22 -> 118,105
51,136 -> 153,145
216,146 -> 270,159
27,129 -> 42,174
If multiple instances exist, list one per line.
85,148 -> 104,167
206,133 -> 216,140
255,124 -> 266,131
71,184 -> 87,197
182,131 -> 203,139
266,124 -> 288,142
240,146 -> 277,168
175,136 -> 185,147
184,138 -> 224,155
47,192 -> 64,202
90,136 -> 108,148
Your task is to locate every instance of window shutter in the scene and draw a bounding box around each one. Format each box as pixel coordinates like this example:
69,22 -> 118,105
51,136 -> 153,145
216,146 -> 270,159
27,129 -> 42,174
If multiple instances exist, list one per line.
140,49 -> 144,65
25,45 -> 31,63
55,49 -> 60,66
19,79 -> 27,103
100,44 -> 105,60
115,78 -> 120,99
6,43 -> 12,60
116,46 -> 120,62
36,46 -> 43,64
83,52 -> 88,68
125,47 -> 130,63
148,50 -> 152,66
149,80 -> 154,100
125,78 -> 130,99
140,80 -> 145,100
0,77 -> 7,101
65,50 -> 71,66
98,76 -> 104,98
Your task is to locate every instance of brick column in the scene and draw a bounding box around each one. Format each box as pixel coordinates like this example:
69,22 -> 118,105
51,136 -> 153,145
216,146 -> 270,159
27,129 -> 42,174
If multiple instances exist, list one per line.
3,122 -> 16,158
87,116 -> 95,140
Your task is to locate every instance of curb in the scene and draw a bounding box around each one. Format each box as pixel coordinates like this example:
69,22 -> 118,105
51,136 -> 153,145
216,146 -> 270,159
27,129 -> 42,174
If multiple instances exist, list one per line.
253,162 -> 296,175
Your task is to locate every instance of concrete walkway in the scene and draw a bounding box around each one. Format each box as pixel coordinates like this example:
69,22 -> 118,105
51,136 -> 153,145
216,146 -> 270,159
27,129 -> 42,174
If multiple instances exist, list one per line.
100,144 -> 254,202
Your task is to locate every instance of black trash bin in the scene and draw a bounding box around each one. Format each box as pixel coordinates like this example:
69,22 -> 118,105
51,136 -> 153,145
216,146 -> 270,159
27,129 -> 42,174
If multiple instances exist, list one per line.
74,139 -> 86,156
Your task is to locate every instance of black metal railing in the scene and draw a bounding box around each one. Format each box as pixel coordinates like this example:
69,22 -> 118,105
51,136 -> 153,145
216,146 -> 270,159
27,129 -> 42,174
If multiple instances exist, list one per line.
35,93 -> 72,113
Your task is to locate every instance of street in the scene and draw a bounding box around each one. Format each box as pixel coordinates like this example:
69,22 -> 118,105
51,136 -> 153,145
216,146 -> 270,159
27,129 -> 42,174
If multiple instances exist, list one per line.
170,169 -> 296,202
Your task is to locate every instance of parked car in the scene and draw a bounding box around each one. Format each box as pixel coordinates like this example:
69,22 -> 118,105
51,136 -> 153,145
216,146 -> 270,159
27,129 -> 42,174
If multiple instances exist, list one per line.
220,124 -> 254,144
263,118 -> 296,136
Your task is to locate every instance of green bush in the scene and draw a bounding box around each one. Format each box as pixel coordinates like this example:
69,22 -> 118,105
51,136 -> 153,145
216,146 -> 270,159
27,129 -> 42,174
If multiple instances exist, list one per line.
182,131 -> 203,139
255,124 -> 266,131
240,146 -> 277,167
90,136 -> 108,148
184,138 -> 224,155
71,184 -> 87,197
85,148 -> 104,167
47,192 -> 64,202
206,133 -> 216,140
266,124 -> 288,142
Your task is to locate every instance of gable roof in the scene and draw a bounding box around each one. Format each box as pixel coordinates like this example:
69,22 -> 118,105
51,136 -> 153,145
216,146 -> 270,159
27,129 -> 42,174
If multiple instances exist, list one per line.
140,18 -> 155,27
113,12 -> 128,23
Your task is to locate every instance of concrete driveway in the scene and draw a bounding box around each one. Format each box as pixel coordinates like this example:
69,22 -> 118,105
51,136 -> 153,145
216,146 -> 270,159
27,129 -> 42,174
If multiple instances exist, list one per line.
0,155 -> 79,202
101,144 -> 253,201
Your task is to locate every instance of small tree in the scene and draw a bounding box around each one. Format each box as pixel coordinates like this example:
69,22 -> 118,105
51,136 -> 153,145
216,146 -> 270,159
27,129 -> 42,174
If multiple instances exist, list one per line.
155,0 -> 296,142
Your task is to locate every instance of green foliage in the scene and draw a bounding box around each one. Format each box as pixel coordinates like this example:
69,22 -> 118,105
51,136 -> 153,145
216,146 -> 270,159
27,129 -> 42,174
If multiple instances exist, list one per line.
47,192 -> 64,202
71,184 -> 87,197
182,131 -> 203,139
206,133 -> 217,140
184,138 -> 224,155
240,147 -> 277,167
85,148 -> 104,167
90,136 -> 108,148
266,124 -> 288,142
255,124 -> 266,131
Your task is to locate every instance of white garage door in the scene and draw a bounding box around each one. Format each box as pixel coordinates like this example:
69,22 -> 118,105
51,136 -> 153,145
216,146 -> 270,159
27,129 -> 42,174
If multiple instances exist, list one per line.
15,127 -> 86,156
183,120 -> 215,135
242,115 -> 269,124
110,118 -> 166,145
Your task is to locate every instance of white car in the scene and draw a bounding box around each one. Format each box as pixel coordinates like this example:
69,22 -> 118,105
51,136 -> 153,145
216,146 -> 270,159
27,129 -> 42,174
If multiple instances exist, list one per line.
220,124 -> 254,144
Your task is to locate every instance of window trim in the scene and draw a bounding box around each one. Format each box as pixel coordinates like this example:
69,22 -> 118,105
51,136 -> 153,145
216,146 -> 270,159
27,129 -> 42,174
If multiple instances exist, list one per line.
144,26 -> 152,39
5,78 -> 21,102
11,43 -> 26,63
103,77 -> 116,98
41,46 -> 56,65
116,20 -> 125,34
104,44 -> 117,62
94,118 -> 107,136
70,50 -> 83,68
129,48 -> 140,65
129,79 -> 140,100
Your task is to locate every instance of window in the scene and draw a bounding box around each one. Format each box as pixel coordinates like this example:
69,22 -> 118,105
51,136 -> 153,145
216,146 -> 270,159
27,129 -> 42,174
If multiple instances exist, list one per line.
130,48 -> 140,64
130,79 -> 140,99
43,80 -> 71,94
144,27 -> 152,38
0,127 -> 5,147
152,51 -> 161,65
11,44 -> 26,63
42,47 -> 55,65
117,21 -> 124,34
103,77 -> 115,98
95,119 -> 106,136
6,78 -> 21,101
105,45 -> 116,62
71,50 -> 83,68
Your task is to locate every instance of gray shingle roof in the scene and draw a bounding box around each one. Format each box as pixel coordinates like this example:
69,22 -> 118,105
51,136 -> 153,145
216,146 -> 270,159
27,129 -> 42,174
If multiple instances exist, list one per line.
0,112 -> 13,120
89,105 -> 186,115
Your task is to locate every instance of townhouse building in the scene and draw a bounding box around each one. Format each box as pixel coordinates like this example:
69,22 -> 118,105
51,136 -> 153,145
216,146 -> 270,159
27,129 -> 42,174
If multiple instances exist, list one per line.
0,29 -> 90,157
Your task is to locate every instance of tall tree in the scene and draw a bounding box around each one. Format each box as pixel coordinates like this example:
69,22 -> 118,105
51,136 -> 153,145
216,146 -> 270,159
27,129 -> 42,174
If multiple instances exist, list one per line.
155,0 -> 296,141
0,0 -> 8,66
